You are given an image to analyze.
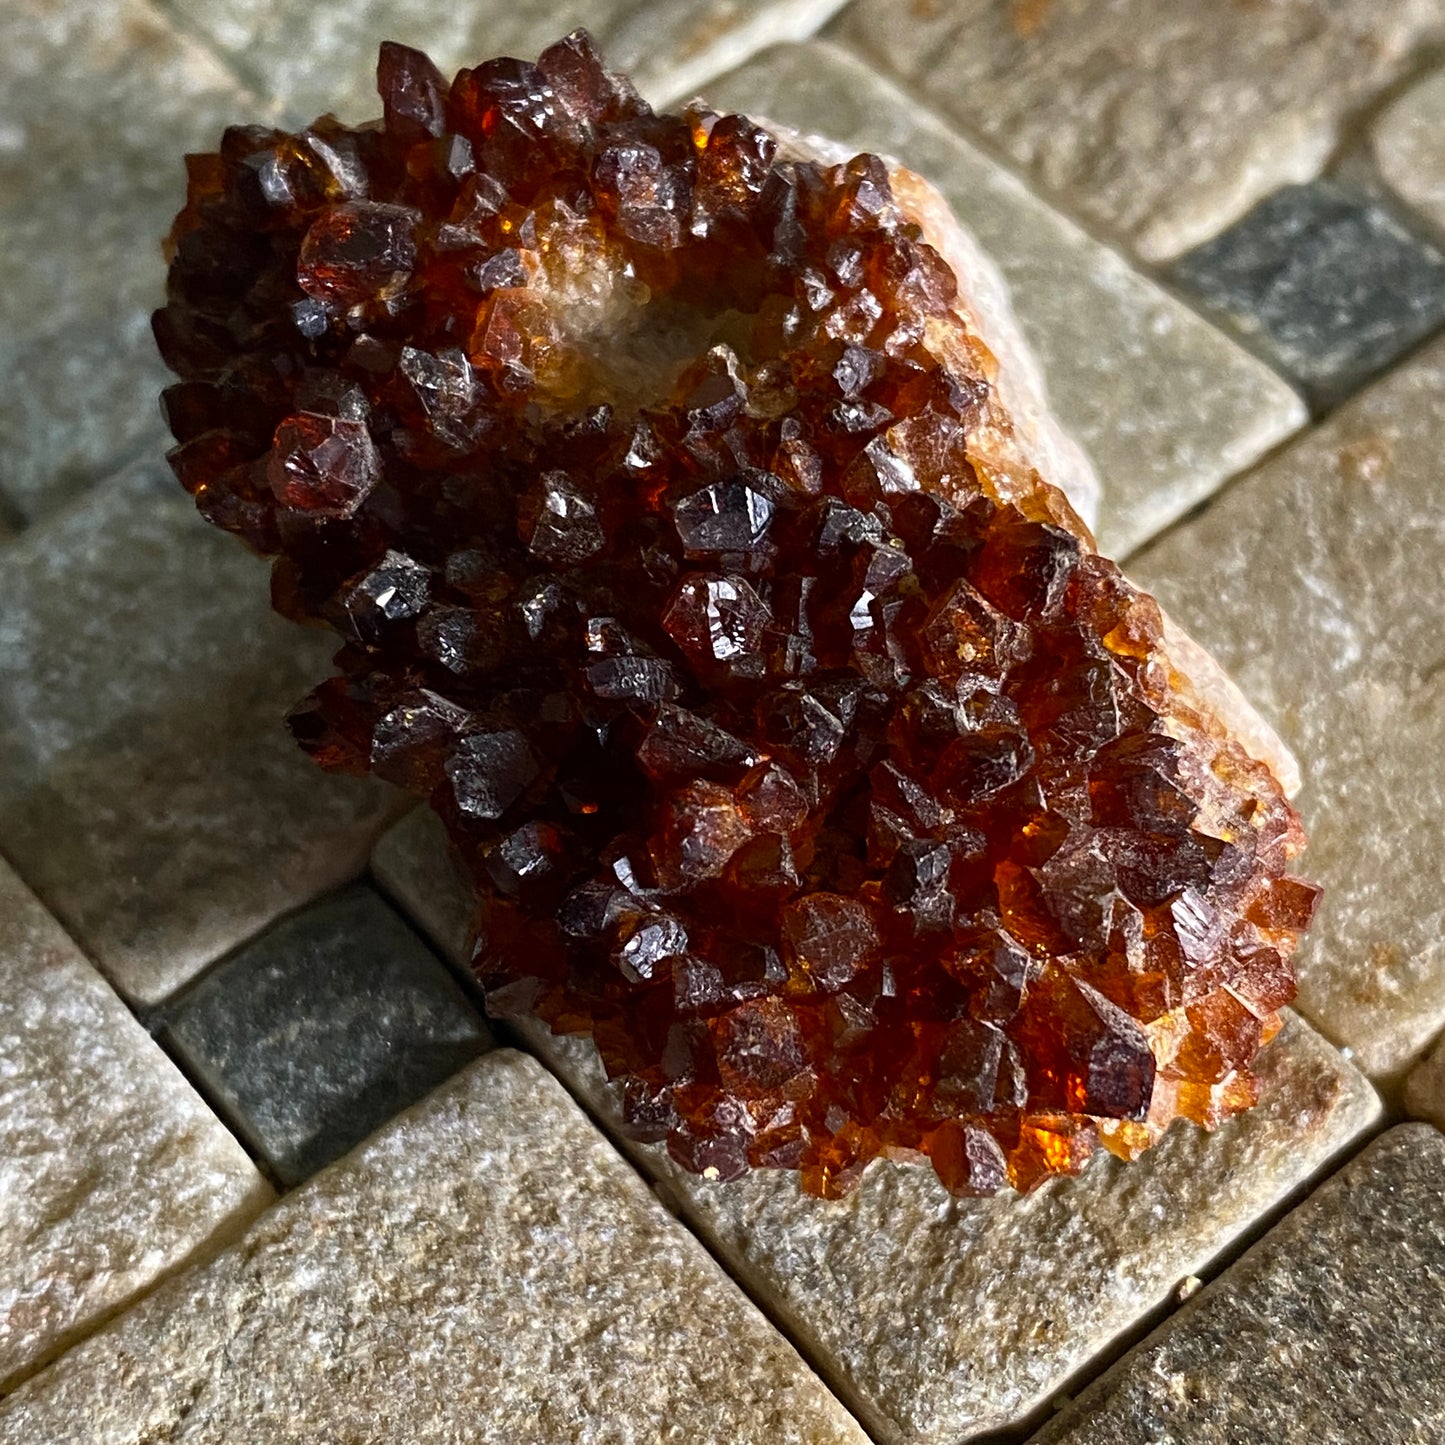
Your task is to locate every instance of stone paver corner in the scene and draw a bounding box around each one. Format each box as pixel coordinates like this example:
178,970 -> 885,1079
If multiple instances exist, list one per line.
1032,1126 -> 1445,1444
0,857 -> 271,1394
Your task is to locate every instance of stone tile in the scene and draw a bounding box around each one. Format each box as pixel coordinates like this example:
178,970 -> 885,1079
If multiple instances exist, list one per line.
1404,1033 -> 1445,1132
167,0 -> 850,127
0,323 -> 170,526
1129,335 -> 1445,1081
703,40 -> 1306,557
1031,1126 -> 1445,1445
371,806 -> 474,969
0,458 -> 404,1006
0,857 -> 271,1393
0,0 -> 258,523
1170,180 -> 1445,407
374,807 -> 1380,1445
837,0 -> 1445,262
155,886 -> 492,1185
1375,69 -> 1445,236
0,1050 -> 869,1445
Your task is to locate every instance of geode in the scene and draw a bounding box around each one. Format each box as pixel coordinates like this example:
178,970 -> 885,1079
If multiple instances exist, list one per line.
155,31 -> 1318,1198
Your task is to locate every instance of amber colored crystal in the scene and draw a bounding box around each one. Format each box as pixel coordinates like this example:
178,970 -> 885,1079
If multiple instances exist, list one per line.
155,30 -> 1318,1198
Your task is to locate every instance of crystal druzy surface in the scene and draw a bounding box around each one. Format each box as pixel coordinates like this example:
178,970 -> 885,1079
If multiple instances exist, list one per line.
155,32 -> 1318,1198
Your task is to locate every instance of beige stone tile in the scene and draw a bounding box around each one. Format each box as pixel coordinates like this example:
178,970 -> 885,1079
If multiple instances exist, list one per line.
0,858 -> 271,1393
168,0 -> 850,125
1405,1033 -> 1445,1131
1374,68 -> 1445,234
0,458 -> 404,1005
1129,334 -> 1445,1080
374,807 -> 1380,1445
836,0 -> 1445,261
0,0 -> 257,522
0,1050 -> 869,1445
703,40 -> 1306,557
1032,1127 -> 1445,1445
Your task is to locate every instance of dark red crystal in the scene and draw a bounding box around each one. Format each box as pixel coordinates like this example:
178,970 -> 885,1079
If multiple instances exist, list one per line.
155,30 -> 1317,1197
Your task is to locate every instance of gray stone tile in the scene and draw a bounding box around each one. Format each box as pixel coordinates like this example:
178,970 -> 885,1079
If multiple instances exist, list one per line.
1031,1126 -> 1445,1445
374,807 -> 1380,1445
703,40 -> 1306,557
166,0 -> 850,126
0,0 -> 258,523
155,885 -> 492,1185
0,458 -> 405,1006
837,0 -> 1445,262
0,1050 -> 870,1445
1129,334 -> 1445,1081
1374,68 -> 1445,236
1170,180 -> 1445,406
1405,1033 -> 1445,1132
0,856 -> 271,1393
0,323 -> 170,526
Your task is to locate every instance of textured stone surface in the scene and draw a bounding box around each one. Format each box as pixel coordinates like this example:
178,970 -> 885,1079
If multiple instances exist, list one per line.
0,459 -> 404,1005
1405,1034 -> 1445,1131
155,886 -> 492,1185
1033,1126 -> 1445,1445
0,858 -> 271,1393
1375,69 -> 1445,235
704,40 -> 1306,556
0,0 -> 255,522
838,0 -> 1445,261
374,806 -> 1377,1444
371,807 -> 474,967
1171,180 -> 1445,406
171,0 -> 849,124
1131,334 -> 1445,1080
0,322 -> 169,529
0,1050 -> 869,1445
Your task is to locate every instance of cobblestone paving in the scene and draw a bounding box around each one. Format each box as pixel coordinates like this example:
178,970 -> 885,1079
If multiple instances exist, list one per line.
2,2 -> 1444,1441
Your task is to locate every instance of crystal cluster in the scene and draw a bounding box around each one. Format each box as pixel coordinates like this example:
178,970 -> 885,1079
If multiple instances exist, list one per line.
155,32 -> 1317,1197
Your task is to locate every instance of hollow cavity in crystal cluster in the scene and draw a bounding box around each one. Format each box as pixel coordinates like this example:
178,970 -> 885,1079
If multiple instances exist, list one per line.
155,31 -> 1317,1198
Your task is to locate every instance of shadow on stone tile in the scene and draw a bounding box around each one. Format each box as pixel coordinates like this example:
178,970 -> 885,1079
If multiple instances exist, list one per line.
0,460 -> 406,1005
154,884 -> 492,1185
1170,179 -> 1445,408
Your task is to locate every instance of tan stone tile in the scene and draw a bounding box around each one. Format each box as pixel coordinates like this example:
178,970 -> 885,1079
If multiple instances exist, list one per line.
169,0 -> 850,125
1032,1127 -> 1445,1445
0,859 -> 270,1392
1129,334 -> 1445,1080
0,1050 -> 868,1445
374,807 -> 1380,1445
1405,1033 -> 1445,1131
0,459 -> 404,1005
1374,68 -> 1445,234
836,0 -> 1445,261
702,40 -> 1305,557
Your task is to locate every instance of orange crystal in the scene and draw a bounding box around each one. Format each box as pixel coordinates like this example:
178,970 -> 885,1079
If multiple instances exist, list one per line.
155,31 -> 1318,1197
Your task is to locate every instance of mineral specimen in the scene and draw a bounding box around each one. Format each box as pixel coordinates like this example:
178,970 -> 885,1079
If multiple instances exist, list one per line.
155,31 -> 1317,1198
